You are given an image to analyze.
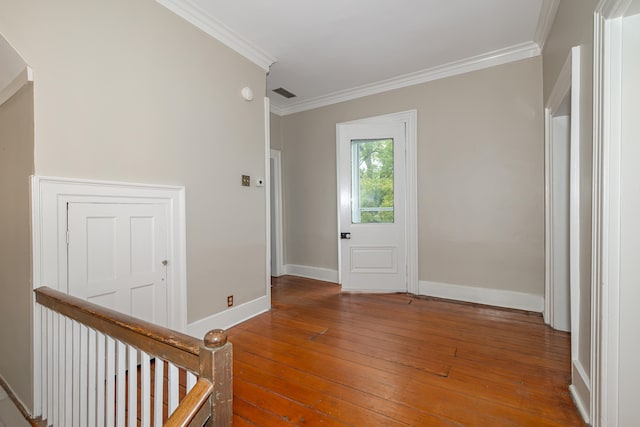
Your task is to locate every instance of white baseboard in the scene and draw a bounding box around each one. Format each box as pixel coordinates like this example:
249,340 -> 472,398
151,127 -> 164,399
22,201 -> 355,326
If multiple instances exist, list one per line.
569,359 -> 591,425
419,280 -> 544,312
284,264 -> 339,283
186,295 -> 270,339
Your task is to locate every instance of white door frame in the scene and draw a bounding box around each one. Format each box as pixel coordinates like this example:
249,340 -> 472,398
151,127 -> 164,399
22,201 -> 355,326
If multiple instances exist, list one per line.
335,110 -> 418,294
270,149 -> 285,277
544,47 -> 581,338
592,2 -> 639,425
30,176 -> 188,329
264,97 -> 273,305
545,46 -> 592,421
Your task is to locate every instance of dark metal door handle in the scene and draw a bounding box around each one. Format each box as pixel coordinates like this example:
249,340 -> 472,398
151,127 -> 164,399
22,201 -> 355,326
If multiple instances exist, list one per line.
340,232 -> 351,240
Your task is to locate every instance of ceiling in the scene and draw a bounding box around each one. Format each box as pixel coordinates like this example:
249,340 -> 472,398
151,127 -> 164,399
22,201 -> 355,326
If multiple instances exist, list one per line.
161,0 -> 558,115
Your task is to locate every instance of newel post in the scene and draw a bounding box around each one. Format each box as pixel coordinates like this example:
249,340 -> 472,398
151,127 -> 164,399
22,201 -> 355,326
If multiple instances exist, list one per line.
200,329 -> 233,426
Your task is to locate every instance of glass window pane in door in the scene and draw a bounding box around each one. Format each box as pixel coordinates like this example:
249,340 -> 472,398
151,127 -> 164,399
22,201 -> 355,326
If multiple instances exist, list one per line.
351,138 -> 394,224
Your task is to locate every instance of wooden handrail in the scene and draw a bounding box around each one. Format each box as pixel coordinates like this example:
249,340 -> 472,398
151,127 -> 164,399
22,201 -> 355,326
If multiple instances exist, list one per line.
35,286 -> 201,372
163,331 -> 233,426
164,379 -> 213,427
34,286 -> 233,426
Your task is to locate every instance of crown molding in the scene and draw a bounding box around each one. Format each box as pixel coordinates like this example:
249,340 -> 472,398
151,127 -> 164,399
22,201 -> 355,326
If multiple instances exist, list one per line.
270,41 -> 540,116
155,0 -> 276,71
596,0 -> 633,17
534,0 -> 560,50
268,102 -> 285,116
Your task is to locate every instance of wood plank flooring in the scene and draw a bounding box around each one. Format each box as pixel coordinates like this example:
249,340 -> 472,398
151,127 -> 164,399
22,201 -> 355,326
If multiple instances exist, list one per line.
228,276 -> 585,426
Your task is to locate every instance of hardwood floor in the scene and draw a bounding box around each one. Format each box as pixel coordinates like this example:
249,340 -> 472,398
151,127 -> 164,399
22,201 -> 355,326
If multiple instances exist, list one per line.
228,276 -> 585,426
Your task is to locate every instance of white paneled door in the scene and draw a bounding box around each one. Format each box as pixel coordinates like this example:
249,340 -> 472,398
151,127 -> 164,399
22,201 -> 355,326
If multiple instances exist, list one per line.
338,122 -> 407,292
67,203 -> 169,326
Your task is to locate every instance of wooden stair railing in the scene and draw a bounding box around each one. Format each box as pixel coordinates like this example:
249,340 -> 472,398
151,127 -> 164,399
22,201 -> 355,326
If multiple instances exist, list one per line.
34,286 -> 232,427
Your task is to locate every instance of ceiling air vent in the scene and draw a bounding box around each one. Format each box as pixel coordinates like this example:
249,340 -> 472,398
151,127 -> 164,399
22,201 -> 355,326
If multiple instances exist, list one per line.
272,87 -> 297,99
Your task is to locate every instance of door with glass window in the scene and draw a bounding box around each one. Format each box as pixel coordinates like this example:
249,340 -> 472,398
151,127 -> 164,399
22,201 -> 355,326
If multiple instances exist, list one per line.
338,122 -> 407,292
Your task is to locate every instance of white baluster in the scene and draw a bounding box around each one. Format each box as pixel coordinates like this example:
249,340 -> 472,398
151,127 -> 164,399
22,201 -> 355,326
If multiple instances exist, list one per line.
46,308 -> 54,425
51,311 -> 59,427
153,358 -> 164,427
186,371 -> 197,393
128,345 -> 138,427
106,336 -> 115,427
38,305 -> 45,419
116,341 -> 126,427
79,324 -> 89,426
96,331 -> 106,427
140,352 -> 151,427
39,307 -> 48,420
88,328 -> 97,426
58,313 -> 66,426
167,362 -> 179,416
65,318 -> 73,425
72,320 -> 81,426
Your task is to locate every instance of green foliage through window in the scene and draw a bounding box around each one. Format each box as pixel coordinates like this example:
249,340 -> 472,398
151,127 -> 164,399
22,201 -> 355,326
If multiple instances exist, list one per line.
351,138 -> 394,224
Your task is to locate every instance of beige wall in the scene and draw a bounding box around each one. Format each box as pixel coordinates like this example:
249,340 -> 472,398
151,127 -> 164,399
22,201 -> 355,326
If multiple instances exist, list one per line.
0,0 -> 268,332
280,57 -> 545,296
270,112 -> 283,151
0,84 -> 35,411
0,397 -> 30,427
542,0 -> 597,383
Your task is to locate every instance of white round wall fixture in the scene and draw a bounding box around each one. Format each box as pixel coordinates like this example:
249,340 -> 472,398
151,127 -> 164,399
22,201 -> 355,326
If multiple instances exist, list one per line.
241,87 -> 254,101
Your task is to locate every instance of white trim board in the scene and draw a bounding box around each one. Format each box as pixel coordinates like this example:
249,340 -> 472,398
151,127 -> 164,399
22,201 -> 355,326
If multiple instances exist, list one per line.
570,359 -> 592,425
155,0 -> 275,71
271,42 -> 540,116
592,4 -> 627,426
186,296 -> 270,338
592,4 -> 640,426
284,264 -> 339,283
419,281 -> 544,312
264,98 -> 273,305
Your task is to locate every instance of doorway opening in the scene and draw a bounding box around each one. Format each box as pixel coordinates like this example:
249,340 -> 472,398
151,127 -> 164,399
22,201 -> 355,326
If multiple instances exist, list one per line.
547,94 -> 571,332
270,149 -> 284,277
545,47 -> 582,339
545,45 -> 589,419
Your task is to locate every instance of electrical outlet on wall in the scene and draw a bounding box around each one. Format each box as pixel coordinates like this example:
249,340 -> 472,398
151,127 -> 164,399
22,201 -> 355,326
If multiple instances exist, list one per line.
227,295 -> 234,307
